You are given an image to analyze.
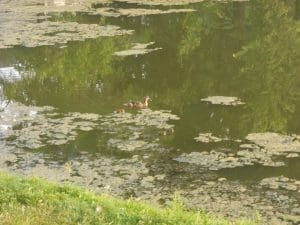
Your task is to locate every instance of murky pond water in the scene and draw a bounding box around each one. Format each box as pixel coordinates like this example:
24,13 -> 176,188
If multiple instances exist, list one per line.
1,0 -> 300,224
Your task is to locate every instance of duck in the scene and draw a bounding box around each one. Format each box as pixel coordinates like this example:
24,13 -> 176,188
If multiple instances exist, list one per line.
124,96 -> 151,109
123,100 -> 135,108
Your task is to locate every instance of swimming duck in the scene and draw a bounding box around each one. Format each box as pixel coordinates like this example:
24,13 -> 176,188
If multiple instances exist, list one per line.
123,100 -> 135,108
124,96 -> 151,109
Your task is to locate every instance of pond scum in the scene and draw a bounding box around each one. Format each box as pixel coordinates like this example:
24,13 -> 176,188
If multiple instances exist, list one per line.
0,172 -> 255,225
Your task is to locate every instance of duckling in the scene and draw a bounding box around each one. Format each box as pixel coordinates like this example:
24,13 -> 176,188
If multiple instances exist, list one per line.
115,108 -> 125,113
124,96 -> 151,109
160,130 -> 168,136
160,127 -> 175,136
168,127 -> 175,134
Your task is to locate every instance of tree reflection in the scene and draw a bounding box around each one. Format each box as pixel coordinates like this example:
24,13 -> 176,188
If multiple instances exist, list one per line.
0,0 -> 299,136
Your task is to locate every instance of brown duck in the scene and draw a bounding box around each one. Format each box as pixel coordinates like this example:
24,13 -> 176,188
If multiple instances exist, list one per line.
124,96 -> 151,109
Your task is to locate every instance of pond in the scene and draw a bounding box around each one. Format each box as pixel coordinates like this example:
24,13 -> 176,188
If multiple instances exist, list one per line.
0,0 -> 300,224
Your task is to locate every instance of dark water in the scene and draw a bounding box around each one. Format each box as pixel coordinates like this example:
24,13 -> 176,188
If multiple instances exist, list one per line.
0,0 -> 300,182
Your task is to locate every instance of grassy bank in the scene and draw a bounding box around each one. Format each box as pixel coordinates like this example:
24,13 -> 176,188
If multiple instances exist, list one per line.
0,172 -> 256,225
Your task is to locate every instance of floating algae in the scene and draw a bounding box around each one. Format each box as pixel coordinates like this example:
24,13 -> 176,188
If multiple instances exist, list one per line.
0,101 -> 179,152
101,109 -> 179,151
0,0 -> 200,49
174,149 -> 284,171
114,0 -> 249,6
89,7 -> 195,17
201,96 -> 245,106
0,147 -> 150,197
112,0 -> 206,6
176,132 -> 300,170
0,21 -> 133,49
0,0 -> 132,49
102,109 -> 179,129
246,133 -> 300,154
114,42 -> 162,57
260,176 -> 300,192
0,102 -> 101,149
194,133 -> 226,143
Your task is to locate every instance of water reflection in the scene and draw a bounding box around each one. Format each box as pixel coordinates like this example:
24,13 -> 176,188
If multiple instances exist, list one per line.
0,66 -> 34,82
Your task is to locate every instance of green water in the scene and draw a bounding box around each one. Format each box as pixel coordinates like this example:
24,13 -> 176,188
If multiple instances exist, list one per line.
0,0 -> 300,183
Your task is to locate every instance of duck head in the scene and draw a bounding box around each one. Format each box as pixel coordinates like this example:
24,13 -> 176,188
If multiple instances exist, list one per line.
144,96 -> 151,103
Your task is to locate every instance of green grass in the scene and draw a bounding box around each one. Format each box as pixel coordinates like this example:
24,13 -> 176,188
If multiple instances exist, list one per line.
0,172 -> 257,225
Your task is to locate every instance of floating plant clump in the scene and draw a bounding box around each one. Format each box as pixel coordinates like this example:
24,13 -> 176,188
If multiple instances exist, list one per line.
0,102 -> 179,151
114,42 -> 162,57
176,132 -> 300,170
0,0 -> 199,49
0,147 -> 150,197
0,0 -> 133,49
115,0 -> 249,5
89,8 -> 195,17
260,176 -> 300,192
0,21 -> 133,49
101,109 -> 180,151
174,149 -> 284,171
201,96 -> 245,106
0,102 -> 101,149
102,109 -> 179,129
113,0 -> 208,6
194,133 -> 226,143
246,132 -> 300,153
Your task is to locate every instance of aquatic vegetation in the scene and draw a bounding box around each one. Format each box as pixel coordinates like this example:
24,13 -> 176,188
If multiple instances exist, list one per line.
176,132 -> 300,171
114,42 -> 162,56
201,96 -> 245,106
108,138 -> 149,151
90,7 -> 195,17
113,0 -> 210,6
0,0 -> 198,49
102,109 -> 179,129
174,149 -> 284,171
0,0 -> 133,49
0,101 -> 179,151
260,176 -> 300,192
246,133 -> 300,153
194,133 -> 226,143
0,21 -> 133,49
0,102 -> 100,149
101,109 -> 179,151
